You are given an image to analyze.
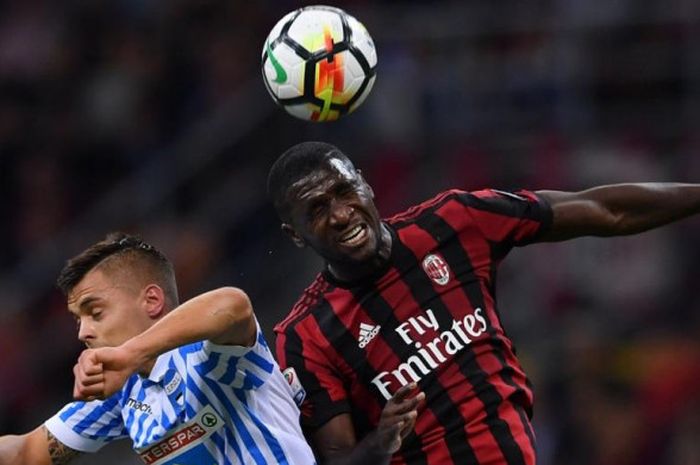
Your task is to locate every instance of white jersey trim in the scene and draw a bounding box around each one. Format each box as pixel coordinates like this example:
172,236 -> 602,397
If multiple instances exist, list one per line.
202,336 -> 257,357
45,409 -> 109,453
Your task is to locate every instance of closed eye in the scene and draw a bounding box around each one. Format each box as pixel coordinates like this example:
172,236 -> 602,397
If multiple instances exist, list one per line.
308,201 -> 327,219
335,183 -> 355,197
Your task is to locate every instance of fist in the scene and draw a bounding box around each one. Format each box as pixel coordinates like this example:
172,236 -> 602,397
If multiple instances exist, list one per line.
73,349 -> 105,400
377,383 -> 425,454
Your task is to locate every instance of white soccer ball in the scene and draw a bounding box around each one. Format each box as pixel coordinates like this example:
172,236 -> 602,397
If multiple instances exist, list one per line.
261,5 -> 377,122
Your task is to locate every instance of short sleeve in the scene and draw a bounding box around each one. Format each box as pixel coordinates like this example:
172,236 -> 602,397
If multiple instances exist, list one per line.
461,189 -> 552,246
276,320 -> 351,431
184,318 -> 277,390
44,397 -> 128,453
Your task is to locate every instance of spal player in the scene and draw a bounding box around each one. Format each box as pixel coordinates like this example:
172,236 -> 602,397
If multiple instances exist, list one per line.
0,232 -> 317,465
268,141 -> 700,465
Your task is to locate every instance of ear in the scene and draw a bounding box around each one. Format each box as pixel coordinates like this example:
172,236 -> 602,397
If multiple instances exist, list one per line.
356,169 -> 375,198
142,284 -> 166,319
281,223 -> 306,248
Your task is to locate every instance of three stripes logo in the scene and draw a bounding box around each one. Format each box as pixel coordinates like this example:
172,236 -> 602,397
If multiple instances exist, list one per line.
358,322 -> 381,348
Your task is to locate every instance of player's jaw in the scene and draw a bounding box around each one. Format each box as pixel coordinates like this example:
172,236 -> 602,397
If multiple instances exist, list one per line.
324,204 -> 386,263
337,222 -> 367,246
333,221 -> 375,259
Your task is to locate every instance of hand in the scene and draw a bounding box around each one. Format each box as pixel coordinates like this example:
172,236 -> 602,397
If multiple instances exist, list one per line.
73,346 -> 141,401
375,383 -> 425,454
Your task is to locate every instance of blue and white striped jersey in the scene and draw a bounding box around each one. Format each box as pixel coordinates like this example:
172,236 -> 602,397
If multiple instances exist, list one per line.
45,324 -> 316,465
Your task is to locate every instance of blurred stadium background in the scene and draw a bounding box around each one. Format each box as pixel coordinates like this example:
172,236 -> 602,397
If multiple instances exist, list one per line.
1,1 -> 699,464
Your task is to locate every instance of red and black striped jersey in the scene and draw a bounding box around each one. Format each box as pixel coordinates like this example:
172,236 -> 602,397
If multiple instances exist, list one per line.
274,188 -> 552,465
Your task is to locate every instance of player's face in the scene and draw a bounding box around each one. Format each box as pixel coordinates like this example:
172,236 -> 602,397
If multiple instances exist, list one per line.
283,156 -> 384,265
67,268 -> 156,349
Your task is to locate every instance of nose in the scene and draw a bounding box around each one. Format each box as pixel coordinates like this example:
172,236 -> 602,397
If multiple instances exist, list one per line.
77,319 -> 95,345
328,200 -> 353,228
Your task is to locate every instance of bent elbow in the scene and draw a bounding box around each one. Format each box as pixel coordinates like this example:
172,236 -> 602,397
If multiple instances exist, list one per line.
217,287 -> 254,323
209,287 -> 256,346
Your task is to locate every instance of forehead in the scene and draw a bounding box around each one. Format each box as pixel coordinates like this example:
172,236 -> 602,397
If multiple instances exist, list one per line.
66,267 -> 134,311
289,157 -> 359,201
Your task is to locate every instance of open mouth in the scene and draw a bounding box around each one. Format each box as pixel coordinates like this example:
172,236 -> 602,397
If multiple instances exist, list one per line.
338,224 -> 368,246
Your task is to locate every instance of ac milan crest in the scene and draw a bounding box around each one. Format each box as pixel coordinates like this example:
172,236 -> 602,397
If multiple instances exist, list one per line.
422,253 -> 451,285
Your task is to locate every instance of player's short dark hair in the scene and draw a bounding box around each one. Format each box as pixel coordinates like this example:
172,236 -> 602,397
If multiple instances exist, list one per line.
267,141 -> 354,220
56,232 -> 179,306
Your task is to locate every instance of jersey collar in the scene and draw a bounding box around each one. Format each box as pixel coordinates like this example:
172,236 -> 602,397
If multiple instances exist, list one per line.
144,352 -> 170,383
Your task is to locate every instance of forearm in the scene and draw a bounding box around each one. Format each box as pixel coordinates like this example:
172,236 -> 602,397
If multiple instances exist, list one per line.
0,427 -> 61,465
539,183 -> 700,240
0,435 -> 24,464
589,183 -> 700,234
124,287 -> 254,363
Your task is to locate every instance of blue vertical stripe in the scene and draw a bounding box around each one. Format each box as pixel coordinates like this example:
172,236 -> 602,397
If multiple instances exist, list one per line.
218,356 -> 241,385
241,369 -> 266,390
89,410 -> 124,440
186,360 -> 241,464
59,402 -> 87,422
235,389 -> 290,465
74,397 -> 119,434
122,386 -> 141,443
258,332 -> 269,349
142,418 -> 158,444
131,387 -> 150,447
201,374 -> 268,465
187,367 -> 243,463
244,350 -> 275,374
197,351 -> 221,376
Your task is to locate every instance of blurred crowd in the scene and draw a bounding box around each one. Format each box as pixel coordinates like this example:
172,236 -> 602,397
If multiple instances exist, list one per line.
1,1 -> 699,464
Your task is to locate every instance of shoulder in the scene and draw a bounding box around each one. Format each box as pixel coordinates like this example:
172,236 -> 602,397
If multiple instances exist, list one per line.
421,188 -> 549,217
386,189 -> 470,226
467,188 -> 552,220
174,340 -> 205,357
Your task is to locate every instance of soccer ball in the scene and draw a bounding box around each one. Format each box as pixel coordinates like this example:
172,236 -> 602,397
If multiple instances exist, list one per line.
261,5 -> 377,122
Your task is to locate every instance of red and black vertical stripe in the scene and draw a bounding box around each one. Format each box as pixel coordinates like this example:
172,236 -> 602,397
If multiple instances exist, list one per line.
406,197 -> 534,463
344,284 -> 448,465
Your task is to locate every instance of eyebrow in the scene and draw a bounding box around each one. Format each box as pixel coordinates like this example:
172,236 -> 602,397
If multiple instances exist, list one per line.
69,296 -> 102,315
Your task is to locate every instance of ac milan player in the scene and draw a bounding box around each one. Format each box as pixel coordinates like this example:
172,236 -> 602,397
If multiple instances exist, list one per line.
267,141 -> 700,465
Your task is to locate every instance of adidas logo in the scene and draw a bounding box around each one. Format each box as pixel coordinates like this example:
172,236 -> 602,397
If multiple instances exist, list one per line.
358,322 -> 381,348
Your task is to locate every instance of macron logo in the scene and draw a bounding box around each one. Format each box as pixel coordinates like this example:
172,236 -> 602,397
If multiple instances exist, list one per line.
358,322 -> 381,349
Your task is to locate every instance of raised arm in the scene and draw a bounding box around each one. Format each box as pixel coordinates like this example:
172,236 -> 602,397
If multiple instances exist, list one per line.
536,183 -> 700,242
121,285 -> 256,355
0,425 -> 81,465
73,286 -> 257,401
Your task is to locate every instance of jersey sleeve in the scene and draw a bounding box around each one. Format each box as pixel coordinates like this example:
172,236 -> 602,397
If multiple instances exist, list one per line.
275,320 -> 351,431
185,318 -> 277,390
459,188 -> 552,246
44,397 -> 128,453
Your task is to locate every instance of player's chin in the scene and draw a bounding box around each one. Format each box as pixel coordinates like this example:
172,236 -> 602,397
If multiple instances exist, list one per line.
339,244 -> 378,264
337,232 -> 378,260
